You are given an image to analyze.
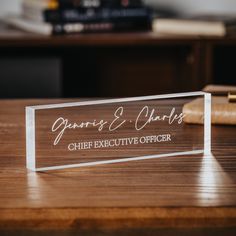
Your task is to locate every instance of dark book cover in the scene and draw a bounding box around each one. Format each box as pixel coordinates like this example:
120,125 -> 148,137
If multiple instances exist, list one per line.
44,7 -> 151,24
52,19 -> 150,35
58,0 -> 143,8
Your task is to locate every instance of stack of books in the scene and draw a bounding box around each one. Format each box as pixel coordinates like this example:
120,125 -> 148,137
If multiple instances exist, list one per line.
3,0 -> 152,35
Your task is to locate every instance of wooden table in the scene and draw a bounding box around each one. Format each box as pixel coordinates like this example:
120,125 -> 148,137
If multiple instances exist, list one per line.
0,99 -> 236,235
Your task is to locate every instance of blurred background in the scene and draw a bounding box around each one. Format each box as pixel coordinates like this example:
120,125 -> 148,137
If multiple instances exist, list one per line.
0,0 -> 236,98
2,0 -> 236,17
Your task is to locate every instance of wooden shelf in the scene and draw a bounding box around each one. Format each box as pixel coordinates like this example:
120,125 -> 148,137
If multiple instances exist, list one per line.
0,23 -> 235,98
1,22 -> 234,47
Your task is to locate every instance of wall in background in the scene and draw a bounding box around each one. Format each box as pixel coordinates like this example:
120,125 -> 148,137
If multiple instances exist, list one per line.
1,0 -> 236,16
0,0 -> 21,17
146,0 -> 236,16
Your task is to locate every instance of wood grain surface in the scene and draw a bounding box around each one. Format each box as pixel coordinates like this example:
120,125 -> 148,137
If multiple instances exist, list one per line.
0,99 -> 236,235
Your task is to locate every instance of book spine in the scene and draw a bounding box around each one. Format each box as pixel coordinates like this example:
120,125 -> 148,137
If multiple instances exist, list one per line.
22,0 -> 58,10
57,0 -> 142,8
44,7 -> 151,23
52,20 -> 149,35
58,0 -> 101,8
22,0 -> 58,22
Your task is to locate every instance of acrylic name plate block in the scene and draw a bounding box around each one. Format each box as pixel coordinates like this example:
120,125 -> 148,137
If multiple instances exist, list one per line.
26,92 -> 211,171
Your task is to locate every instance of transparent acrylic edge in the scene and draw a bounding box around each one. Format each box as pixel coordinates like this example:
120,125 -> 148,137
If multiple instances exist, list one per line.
26,91 -> 206,110
204,93 -> 212,155
25,91 -> 210,172
35,150 -> 203,172
26,107 -> 36,171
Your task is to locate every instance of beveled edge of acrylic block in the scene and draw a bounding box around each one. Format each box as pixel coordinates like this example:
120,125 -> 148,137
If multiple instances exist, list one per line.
25,91 -> 211,172
26,106 -> 36,171
204,92 -> 211,155
26,91 -> 207,110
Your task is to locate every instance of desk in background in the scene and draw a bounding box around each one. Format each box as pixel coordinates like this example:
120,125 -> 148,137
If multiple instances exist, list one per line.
0,23 -> 236,98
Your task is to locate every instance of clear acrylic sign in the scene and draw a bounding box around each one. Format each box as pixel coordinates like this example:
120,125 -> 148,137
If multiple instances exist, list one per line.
26,92 -> 211,171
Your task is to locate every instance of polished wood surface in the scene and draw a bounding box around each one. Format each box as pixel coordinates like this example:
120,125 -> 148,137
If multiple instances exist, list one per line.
0,99 -> 236,235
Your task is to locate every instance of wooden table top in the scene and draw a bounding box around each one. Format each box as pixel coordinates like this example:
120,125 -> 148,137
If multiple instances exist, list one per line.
0,99 -> 236,235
